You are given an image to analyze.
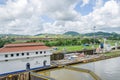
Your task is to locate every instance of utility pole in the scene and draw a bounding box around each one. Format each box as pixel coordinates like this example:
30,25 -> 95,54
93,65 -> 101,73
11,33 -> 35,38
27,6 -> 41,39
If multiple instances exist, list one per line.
63,29 -> 66,59
93,26 -> 96,55
93,26 -> 96,46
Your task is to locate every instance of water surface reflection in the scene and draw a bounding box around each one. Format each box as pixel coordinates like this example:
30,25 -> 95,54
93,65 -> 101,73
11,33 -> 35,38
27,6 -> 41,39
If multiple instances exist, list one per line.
37,68 -> 94,80
73,57 -> 120,80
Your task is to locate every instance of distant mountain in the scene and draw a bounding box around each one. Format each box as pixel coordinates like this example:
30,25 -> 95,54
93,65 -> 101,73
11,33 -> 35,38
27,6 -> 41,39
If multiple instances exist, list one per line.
64,31 -> 80,36
83,31 -> 120,38
35,34 -> 44,36
35,33 -> 57,36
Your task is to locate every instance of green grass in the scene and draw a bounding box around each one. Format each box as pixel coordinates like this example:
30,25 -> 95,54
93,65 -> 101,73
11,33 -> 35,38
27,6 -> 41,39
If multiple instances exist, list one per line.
54,45 -> 99,53
104,51 -> 120,57
106,40 -> 120,46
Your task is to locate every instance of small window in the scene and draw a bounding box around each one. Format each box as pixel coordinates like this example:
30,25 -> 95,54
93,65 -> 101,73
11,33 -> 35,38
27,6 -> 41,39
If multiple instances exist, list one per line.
36,52 -> 38,54
11,54 -> 14,57
5,54 -> 8,58
5,60 -> 8,62
44,51 -> 46,53
22,53 -> 24,56
27,52 -> 29,55
44,55 -> 47,57
40,51 -> 42,54
16,53 -> 19,56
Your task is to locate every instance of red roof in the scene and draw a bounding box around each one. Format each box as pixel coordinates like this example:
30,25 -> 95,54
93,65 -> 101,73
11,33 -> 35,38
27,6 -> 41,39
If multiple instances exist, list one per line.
4,43 -> 45,47
0,43 -> 50,53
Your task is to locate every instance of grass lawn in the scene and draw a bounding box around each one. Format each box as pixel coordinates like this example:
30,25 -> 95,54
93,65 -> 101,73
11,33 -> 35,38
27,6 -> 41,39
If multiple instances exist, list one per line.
104,50 -> 120,57
106,40 -> 120,46
54,45 -> 99,53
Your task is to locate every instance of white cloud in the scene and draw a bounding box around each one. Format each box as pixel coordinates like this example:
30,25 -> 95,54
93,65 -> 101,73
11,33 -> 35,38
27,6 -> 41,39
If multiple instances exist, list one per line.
81,0 -> 89,7
94,0 -> 104,9
91,0 -> 120,27
0,0 -> 120,35
0,0 -> 45,35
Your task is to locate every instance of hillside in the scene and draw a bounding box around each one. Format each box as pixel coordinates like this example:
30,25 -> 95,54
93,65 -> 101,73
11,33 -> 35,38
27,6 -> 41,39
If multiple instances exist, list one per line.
84,31 -> 120,37
1,31 -> 120,39
64,31 -> 80,36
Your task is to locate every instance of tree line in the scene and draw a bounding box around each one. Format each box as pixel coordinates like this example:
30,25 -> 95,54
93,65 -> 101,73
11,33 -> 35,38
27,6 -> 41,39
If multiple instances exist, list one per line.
27,38 -> 100,47
0,38 -> 15,48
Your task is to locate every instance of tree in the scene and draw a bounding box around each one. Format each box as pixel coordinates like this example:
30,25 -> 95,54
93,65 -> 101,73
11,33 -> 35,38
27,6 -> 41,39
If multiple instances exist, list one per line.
81,38 -> 90,44
0,38 -> 15,48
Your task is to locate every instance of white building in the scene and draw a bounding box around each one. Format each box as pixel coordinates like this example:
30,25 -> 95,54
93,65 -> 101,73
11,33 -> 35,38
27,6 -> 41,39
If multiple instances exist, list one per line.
0,43 -> 52,76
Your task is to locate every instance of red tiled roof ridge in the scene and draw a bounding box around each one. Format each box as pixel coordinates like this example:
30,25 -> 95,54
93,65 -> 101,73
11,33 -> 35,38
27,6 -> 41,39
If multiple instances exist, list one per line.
4,42 -> 45,48
0,43 -> 51,53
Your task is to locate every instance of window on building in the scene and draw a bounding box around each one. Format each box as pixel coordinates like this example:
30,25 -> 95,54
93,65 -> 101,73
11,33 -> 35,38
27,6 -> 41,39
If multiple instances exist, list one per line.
16,53 -> 19,56
5,60 -> 8,62
22,53 -> 24,56
5,54 -> 8,58
44,51 -> 46,53
40,51 -> 42,54
11,54 -> 14,57
27,52 -> 29,55
36,52 -> 38,54
44,55 -> 47,57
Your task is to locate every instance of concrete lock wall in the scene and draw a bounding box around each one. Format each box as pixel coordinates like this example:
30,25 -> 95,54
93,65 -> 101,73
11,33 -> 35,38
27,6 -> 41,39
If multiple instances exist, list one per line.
51,49 -> 94,60
0,72 -> 29,80
30,72 -> 55,80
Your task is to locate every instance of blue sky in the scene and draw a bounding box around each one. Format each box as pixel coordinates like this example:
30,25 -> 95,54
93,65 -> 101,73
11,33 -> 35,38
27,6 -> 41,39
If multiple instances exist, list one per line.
41,15 -> 55,23
0,0 -> 120,35
0,0 -> 6,5
74,0 -> 110,16
74,0 -> 94,15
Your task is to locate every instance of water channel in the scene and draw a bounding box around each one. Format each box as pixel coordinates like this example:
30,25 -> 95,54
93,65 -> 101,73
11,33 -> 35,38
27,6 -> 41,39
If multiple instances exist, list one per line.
37,57 -> 120,80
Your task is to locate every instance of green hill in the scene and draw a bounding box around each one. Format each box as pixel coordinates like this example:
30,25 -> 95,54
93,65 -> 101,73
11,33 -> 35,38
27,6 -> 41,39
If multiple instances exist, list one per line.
84,32 -> 111,36
83,31 -> 120,39
64,31 -> 80,36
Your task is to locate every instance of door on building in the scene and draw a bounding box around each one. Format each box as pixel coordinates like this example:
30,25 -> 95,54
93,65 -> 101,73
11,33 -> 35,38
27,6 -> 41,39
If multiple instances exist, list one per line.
43,60 -> 47,67
26,63 -> 30,70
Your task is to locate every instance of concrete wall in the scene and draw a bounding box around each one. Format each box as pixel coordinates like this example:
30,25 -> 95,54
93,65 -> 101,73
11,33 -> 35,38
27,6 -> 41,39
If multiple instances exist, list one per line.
0,49 -> 52,75
0,49 -> 52,61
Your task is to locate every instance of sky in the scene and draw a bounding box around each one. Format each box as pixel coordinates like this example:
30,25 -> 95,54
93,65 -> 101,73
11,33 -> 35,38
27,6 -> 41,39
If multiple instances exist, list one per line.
0,0 -> 120,35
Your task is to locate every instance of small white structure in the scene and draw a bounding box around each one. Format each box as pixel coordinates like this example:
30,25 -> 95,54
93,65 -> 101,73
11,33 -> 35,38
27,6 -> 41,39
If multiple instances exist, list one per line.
115,42 -> 118,50
105,44 -> 111,52
0,43 -> 52,76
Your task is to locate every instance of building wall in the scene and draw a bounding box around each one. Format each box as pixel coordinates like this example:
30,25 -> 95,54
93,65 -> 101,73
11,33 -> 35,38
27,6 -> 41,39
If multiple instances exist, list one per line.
0,49 -> 52,75
0,55 -> 50,75
0,49 -> 52,61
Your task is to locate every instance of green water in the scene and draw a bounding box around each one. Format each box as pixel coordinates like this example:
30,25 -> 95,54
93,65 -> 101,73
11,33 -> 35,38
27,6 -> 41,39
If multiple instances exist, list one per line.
73,57 -> 120,80
37,68 -> 94,80
38,57 -> 120,80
